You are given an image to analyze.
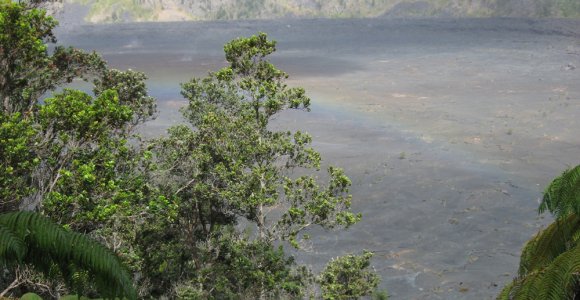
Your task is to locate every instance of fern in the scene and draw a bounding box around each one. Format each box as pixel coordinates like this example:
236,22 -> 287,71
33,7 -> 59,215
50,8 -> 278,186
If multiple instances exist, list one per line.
509,270 -> 544,300
539,165 -> 580,219
540,245 -> 580,299
499,164 -> 580,299
497,281 -> 513,300
0,211 -> 136,299
507,244 -> 580,300
0,223 -> 25,264
518,214 -> 580,275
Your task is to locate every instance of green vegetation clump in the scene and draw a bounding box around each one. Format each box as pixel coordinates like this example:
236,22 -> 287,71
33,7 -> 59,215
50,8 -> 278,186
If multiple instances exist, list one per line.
0,1 -> 381,298
0,212 -> 135,299
69,0 -> 580,23
557,0 -> 580,17
85,0 -> 169,22
499,165 -> 580,299
19,293 -> 42,300
318,251 -> 381,299
8,1 -> 580,299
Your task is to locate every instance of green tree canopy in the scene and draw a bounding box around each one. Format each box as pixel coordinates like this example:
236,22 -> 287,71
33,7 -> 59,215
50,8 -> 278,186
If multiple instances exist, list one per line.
0,1 -> 157,297
141,32 -> 365,298
318,251 -> 380,299
0,0 -> 105,115
0,2 -> 380,297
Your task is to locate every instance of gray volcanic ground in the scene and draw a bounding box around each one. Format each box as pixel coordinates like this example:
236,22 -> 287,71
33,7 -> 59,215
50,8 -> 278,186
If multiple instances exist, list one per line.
56,18 -> 580,299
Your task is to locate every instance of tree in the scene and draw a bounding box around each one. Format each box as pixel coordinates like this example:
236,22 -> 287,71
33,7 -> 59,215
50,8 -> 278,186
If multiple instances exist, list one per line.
1,2 -> 381,297
0,113 -> 37,212
171,228 -> 312,299
499,165 -> 580,299
34,70 -> 162,298
0,0 -> 105,116
1,1 -> 158,215
318,251 -> 381,299
143,32 -> 363,298
0,1 -> 159,297
0,0 -> 107,212
177,32 -> 360,243
0,211 -> 136,299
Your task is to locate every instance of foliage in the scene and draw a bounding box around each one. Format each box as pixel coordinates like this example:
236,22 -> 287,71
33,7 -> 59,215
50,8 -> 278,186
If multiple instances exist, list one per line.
76,0 -> 397,22
0,1 -> 157,297
499,165 -> 580,299
177,32 -> 359,243
0,0 -> 105,115
0,113 -> 37,212
172,228 -> 312,299
58,0 -> 580,23
318,251 -> 380,299
20,293 -> 42,300
539,165 -> 580,219
33,83 -> 162,296
0,0 -> 114,213
93,69 -> 157,128
0,211 -> 136,299
59,296 -> 93,300
557,0 -> 580,17
19,294 -> 113,300
141,32 -> 361,297
1,2 -> 377,298
38,88 -> 133,228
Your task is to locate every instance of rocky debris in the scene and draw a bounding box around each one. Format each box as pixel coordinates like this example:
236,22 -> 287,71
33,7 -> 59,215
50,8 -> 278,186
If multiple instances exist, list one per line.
563,63 -> 577,71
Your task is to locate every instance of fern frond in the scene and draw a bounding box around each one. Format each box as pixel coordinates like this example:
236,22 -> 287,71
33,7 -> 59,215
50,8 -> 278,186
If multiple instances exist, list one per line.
0,211 -> 136,300
540,165 -> 580,219
497,281 -> 514,300
0,223 -> 25,265
506,244 -> 580,300
506,267 -> 545,300
540,247 -> 580,299
518,214 -> 580,276
500,165 -> 580,299
538,243 -> 580,299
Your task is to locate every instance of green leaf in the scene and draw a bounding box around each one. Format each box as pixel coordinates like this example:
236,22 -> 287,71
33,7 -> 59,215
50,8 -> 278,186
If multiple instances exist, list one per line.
0,211 -> 137,299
